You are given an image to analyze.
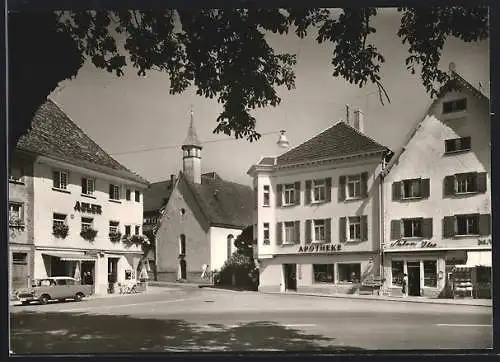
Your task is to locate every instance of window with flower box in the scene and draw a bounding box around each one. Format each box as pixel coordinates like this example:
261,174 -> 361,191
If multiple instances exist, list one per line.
109,221 -> 119,234
81,217 -> 93,232
9,202 -> 23,226
53,213 -> 67,228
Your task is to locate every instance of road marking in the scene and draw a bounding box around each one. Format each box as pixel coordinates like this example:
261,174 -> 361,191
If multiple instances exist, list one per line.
436,324 -> 492,327
58,297 -> 197,313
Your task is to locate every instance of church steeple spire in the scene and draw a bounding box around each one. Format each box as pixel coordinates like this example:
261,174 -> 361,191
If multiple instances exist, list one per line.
181,107 -> 202,184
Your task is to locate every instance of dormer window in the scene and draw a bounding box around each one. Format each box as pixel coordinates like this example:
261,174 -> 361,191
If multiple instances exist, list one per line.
445,137 -> 471,154
443,98 -> 467,114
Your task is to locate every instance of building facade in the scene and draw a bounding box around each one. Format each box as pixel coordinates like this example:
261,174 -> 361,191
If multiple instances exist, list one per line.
12,99 -> 150,295
249,116 -> 391,294
381,70 -> 491,298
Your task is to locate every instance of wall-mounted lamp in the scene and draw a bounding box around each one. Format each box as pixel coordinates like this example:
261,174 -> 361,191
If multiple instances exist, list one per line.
277,130 -> 290,148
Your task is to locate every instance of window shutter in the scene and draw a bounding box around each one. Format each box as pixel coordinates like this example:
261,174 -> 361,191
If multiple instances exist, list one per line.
276,184 -> 282,207
325,218 -> 331,243
476,172 -> 487,193
443,216 -> 455,238
422,218 -> 433,238
305,220 -> 312,244
444,176 -> 455,197
361,172 -> 368,198
81,178 -> 86,192
53,171 -> 59,188
479,214 -> 491,236
338,176 -> 346,201
294,221 -> 300,244
339,217 -> 346,243
109,184 -> 114,198
305,180 -> 312,205
361,216 -> 368,241
392,182 -> 401,201
325,177 -> 332,202
421,178 -> 430,198
390,220 -> 401,240
294,181 -> 301,205
276,222 -> 283,245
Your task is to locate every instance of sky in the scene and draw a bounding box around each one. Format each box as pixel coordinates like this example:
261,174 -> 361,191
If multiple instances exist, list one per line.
49,9 -> 489,187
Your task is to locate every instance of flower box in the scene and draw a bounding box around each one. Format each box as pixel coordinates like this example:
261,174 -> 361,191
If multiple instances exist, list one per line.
109,231 -> 122,242
80,228 -> 98,242
53,224 -> 69,238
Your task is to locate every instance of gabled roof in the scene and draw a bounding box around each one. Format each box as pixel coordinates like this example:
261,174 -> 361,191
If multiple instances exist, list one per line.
143,179 -> 175,213
276,121 -> 387,166
381,71 -> 489,177
17,99 -> 149,185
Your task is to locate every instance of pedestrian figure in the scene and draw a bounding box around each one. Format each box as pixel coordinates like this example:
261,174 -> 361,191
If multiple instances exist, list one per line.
402,273 -> 408,297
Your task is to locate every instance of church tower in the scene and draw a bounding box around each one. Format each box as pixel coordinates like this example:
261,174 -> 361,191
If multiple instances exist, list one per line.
182,109 -> 202,184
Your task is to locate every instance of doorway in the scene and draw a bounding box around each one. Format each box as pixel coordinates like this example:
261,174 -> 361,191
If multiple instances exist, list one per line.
81,261 -> 95,286
283,264 -> 297,291
179,259 -> 187,280
407,261 -> 421,296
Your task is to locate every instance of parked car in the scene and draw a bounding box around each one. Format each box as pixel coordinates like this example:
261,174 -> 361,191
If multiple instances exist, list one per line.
15,276 -> 93,305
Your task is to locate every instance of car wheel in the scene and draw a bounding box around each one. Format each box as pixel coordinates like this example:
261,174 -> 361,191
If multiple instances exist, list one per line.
75,293 -> 84,302
40,294 -> 50,305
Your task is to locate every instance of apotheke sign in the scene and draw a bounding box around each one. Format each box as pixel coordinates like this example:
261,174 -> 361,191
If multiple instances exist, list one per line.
74,201 -> 102,215
388,239 -> 437,249
298,243 -> 342,253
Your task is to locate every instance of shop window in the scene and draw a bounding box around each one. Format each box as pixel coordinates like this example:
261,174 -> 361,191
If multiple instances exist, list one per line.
12,252 -> 27,265
81,177 -> 95,196
312,179 -> 326,202
263,185 -> 270,206
402,218 -> 423,238
313,264 -> 334,283
443,98 -> 467,114
391,260 -> 404,286
423,260 -> 437,287
53,170 -> 68,190
263,223 -> 270,245
457,214 -> 479,235
81,217 -> 93,232
337,263 -> 361,283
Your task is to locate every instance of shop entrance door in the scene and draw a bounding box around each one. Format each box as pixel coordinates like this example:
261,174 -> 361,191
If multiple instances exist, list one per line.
283,264 -> 297,291
407,262 -> 421,296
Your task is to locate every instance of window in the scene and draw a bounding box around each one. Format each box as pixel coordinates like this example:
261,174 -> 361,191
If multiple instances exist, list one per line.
391,260 -> 404,286
443,98 -> 467,114
126,189 -> 131,201
312,179 -> 326,202
125,225 -> 131,236
457,215 -> 479,235
348,216 -> 361,241
346,175 -> 361,199
109,221 -> 119,234
402,179 -> 421,199
402,218 -> 423,238
263,185 -> 270,207
81,178 -> 95,196
283,184 -> 295,205
338,263 -> 361,283
313,219 -> 325,242
456,173 -> 477,193
135,190 -> 141,202
12,252 -> 27,265
423,260 -> 437,287
81,217 -> 93,232
284,221 -> 295,243
109,184 -> 120,200
180,234 -> 186,255
313,264 -> 335,283
9,202 -> 23,225
135,225 -> 140,235
9,163 -> 24,182
53,170 -> 68,190
263,223 -> 270,245
445,137 -> 471,153
53,213 -> 67,228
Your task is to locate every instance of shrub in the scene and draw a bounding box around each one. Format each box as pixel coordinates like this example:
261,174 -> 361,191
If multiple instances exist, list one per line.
80,228 -> 98,241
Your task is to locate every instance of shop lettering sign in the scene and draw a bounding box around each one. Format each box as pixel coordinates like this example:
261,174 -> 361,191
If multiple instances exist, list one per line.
74,201 -> 102,215
478,237 -> 492,246
388,239 -> 437,249
298,243 -> 342,253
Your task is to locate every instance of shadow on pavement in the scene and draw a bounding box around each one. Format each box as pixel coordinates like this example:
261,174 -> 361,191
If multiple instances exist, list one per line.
11,311 -> 364,354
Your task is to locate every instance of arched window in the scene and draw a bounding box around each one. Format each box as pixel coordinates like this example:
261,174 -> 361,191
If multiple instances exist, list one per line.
180,234 -> 186,255
227,234 -> 234,259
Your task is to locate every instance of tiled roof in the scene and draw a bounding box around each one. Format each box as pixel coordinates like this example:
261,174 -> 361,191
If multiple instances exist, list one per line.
16,99 -> 149,185
276,121 -> 387,166
182,172 -> 253,229
143,179 -> 175,213
258,157 -> 276,165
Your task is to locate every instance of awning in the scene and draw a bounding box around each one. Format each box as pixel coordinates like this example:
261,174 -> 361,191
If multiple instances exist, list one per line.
455,250 -> 491,268
42,252 -> 97,262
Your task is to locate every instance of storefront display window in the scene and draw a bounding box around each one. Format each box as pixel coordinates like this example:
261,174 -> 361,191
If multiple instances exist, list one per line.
423,260 -> 437,287
391,260 -> 404,286
313,264 -> 334,283
337,263 -> 361,283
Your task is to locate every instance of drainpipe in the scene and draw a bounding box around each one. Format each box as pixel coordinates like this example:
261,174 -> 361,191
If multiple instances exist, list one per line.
379,166 -> 385,282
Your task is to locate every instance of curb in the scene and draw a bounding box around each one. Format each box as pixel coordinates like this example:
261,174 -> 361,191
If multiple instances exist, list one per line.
263,291 -> 492,307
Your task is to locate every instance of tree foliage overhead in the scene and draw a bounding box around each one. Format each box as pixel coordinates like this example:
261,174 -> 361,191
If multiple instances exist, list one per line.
9,7 -> 489,151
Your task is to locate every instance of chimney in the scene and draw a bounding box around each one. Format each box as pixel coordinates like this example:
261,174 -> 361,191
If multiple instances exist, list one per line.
353,109 -> 364,133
